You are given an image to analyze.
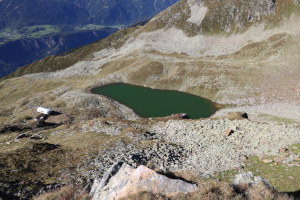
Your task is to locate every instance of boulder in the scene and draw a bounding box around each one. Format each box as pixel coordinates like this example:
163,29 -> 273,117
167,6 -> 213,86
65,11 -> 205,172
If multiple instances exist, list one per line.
90,163 -> 198,200
232,171 -> 265,186
90,162 -> 124,197
224,128 -> 233,136
241,155 -> 248,161
241,113 -> 248,119
30,134 -> 42,140
279,148 -> 288,152
44,113 -> 72,125
16,133 -> 28,139
262,159 -> 273,164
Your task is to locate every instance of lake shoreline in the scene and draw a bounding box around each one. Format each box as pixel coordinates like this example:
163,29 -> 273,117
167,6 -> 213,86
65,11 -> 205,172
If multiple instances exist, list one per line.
89,82 -> 219,119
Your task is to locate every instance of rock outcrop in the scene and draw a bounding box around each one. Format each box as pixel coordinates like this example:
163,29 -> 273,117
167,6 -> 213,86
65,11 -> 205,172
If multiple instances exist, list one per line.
90,163 -> 197,200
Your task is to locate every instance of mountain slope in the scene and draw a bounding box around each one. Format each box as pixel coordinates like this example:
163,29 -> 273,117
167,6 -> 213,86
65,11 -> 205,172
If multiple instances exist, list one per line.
7,0 -> 300,110
0,0 -> 179,78
0,0 -> 300,199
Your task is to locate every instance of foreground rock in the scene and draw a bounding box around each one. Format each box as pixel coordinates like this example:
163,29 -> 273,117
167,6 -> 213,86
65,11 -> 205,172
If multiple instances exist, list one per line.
90,163 -> 197,200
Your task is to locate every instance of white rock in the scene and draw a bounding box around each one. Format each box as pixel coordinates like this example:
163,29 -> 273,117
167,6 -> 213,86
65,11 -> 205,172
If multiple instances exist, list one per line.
232,171 -> 265,186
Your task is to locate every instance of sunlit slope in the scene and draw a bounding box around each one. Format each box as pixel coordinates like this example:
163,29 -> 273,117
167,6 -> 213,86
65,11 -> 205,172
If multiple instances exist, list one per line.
2,0 -> 300,120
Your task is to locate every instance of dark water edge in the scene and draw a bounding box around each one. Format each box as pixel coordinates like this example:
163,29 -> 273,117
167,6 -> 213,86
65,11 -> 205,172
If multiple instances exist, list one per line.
91,83 -> 217,119
0,27 -> 117,78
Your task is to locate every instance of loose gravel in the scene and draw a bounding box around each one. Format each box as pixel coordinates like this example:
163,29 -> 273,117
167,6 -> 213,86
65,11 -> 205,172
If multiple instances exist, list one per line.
81,118 -> 300,179
83,141 -> 189,180
149,119 -> 300,176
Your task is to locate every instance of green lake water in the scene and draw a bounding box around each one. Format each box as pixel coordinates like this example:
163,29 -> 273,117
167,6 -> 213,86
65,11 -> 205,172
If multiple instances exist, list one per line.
91,83 -> 216,119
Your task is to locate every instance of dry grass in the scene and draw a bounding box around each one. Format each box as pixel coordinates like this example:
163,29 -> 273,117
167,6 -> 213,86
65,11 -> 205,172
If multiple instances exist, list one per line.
0,78 -> 63,107
245,182 -> 291,200
98,57 -> 140,77
122,192 -> 167,200
0,77 -> 67,127
128,61 -> 164,82
0,125 -> 114,199
33,185 -> 89,200
124,180 -> 291,200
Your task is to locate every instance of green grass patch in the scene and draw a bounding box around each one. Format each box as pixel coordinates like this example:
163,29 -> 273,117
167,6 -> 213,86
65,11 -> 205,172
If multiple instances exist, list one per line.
244,156 -> 300,193
27,25 -> 60,38
0,25 -> 62,41
290,143 -> 300,154
75,24 -> 124,30
210,169 -> 240,183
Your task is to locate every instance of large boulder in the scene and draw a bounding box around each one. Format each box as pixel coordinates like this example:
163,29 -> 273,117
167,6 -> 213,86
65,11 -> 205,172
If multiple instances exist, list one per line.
90,163 -> 198,200
232,171 -> 267,186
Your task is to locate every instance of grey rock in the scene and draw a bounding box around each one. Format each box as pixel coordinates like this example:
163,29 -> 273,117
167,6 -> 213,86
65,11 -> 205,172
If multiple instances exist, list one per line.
90,163 -> 197,200
16,133 -> 28,139
30,134 -> 42,140
232,171 -> 266,186
90,162 -> 123,198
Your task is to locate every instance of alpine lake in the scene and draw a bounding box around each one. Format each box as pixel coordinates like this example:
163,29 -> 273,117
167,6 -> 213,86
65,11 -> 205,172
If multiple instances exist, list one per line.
91,83 -> 217,119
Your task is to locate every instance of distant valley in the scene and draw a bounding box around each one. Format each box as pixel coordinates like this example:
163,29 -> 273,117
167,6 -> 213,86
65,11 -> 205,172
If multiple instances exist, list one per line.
0,0 -> 179,78
0,26 -> 117,77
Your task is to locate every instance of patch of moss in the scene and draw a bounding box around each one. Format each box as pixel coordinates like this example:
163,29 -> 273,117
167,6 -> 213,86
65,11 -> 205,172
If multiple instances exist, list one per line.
210,169 -> 240,183
244,156 -> 300,193
290,143 -> 300,154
